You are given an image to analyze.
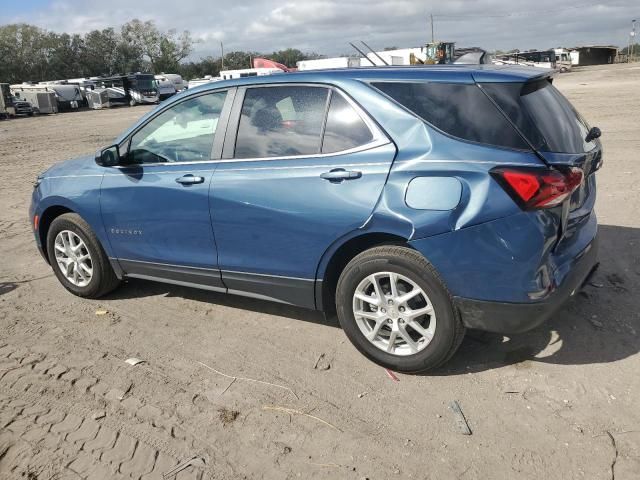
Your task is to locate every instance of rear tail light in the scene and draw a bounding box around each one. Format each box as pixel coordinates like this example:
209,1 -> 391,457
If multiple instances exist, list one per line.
491,167 -> 583,210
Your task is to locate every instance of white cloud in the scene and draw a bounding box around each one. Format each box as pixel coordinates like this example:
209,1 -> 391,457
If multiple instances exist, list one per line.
4,0 -> 636,58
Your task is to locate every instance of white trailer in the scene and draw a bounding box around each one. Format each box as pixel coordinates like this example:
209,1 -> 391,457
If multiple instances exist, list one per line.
156,73 -> 186,92
154,75 -> 177,100
38,83 -> 83,111
554,49 -> 573,72
296,57 -> 361,71
187,75 -> 221,89
10,84 -> 58,114
218,68 -> 284,80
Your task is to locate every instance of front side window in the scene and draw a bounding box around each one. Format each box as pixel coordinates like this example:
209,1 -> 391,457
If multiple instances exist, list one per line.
372,82 -> 528,150
128,91 -> 227,164
234,86 -> 328,159
322,93 -> 374,153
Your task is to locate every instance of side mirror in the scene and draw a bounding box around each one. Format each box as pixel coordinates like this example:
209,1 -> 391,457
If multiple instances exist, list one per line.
585,126 -> 601,143
95,144 -> 120,167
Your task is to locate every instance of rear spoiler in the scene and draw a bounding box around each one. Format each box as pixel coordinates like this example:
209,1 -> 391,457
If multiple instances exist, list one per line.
471,68 -> 555,84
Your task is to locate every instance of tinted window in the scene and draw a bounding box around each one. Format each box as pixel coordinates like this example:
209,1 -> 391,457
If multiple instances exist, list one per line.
322,92 -> 373,153
235,86 -> 328,158
129,91 -> 226,164
483,81 -> 594,154
480,83 -> 547,150
372,82 -> 528,150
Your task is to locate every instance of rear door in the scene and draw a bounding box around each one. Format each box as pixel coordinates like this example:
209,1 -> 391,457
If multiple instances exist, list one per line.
210,84 -> 396,307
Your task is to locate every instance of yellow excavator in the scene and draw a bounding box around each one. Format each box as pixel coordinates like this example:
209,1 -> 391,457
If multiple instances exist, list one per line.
411,42 -> 456,65
410,42 -> 488,65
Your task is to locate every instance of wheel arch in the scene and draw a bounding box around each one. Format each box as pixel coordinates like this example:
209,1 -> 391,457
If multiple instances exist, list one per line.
38,205 -> 76,263
315,231 -> 413,312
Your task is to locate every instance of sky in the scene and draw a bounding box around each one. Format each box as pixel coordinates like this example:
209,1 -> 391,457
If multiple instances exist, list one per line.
2,0 -> 638,59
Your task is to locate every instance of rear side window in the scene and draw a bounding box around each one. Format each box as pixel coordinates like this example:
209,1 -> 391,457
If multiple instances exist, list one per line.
321,93 -> 373,153
372,82 -> 528,150
235,86 -> 328,158
483,80 -> 594,154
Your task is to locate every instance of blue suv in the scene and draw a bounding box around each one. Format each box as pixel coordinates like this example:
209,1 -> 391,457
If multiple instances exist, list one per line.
30,66 -> 601,372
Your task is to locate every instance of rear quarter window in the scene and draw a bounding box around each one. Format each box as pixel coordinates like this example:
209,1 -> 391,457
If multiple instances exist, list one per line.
482,80 -> 595,154
321,92 -> 373,153
371,81 -> 528,150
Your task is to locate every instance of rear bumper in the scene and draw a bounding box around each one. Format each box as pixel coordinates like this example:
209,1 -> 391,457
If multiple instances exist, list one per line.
455,233 -> 599,334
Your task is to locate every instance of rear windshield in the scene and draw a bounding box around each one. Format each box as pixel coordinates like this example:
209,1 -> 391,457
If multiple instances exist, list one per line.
482,80 -> 595,154
371,81 -> 528,150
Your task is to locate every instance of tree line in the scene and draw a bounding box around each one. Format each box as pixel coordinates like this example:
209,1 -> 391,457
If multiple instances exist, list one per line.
0,22 -> 324,84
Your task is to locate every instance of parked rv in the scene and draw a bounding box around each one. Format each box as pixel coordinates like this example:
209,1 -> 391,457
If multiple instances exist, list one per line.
66,78 -> 98,106
11,85 -> 58,114
554,48 -> 573,72
154,75 -> 177,100
97,74 -> 159,106
156,73 -> 185,92
86,89 -> 110,110
41,84 -> 83,111
493,50 -> 557,70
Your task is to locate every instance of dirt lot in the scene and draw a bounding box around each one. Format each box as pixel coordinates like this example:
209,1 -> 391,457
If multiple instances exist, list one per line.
1,64 -> 639,480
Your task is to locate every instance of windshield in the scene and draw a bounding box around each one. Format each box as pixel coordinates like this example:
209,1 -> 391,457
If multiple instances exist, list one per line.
135,76 -> 156,91
482,80 -> 595,154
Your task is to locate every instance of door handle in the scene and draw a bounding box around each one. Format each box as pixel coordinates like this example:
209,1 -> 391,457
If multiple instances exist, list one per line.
320,168 -> 362,183
175,174 -> 204,185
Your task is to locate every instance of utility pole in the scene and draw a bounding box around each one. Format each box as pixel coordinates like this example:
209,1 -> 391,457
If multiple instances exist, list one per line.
631,19 -> 637,63
430,14 -> 435,43
220,42 -> 224,71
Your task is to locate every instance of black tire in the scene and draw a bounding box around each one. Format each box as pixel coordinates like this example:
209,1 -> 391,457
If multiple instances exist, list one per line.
335,246 -> 465,373
46,213 -> 120,298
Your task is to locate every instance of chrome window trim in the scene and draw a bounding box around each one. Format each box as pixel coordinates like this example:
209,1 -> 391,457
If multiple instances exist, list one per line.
110,138 -> 391,169
217,138 -> 390,164
230,82 -> 389,161
219,160 -> 390,173
121,87 -> 233,165
107,81 -> 391,169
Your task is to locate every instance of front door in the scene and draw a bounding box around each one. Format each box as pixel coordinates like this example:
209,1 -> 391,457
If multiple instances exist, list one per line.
211,84 -> 396,307
100,90 -> 229,290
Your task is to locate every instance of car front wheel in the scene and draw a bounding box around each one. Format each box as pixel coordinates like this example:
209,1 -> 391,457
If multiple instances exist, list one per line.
47,213 -> 120,298
335,246 -> 465,373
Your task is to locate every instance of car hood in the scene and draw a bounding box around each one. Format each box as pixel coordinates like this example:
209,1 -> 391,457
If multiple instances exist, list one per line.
40,154 -> 104,179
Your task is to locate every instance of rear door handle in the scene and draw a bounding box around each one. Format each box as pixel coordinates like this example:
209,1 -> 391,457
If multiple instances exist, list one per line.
175,174 -> 204,185
320,168 -> 362,182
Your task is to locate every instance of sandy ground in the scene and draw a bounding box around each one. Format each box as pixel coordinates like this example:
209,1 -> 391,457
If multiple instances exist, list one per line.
1,64 -> 639,480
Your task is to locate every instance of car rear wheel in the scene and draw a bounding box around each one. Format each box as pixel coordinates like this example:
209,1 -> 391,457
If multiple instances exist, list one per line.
47,213 -> 120,298
335,246 -> 465,373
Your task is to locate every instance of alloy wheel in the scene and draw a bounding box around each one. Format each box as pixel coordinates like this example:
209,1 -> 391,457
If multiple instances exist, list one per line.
53,230 -> 93,287
352,271 -> 436,356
